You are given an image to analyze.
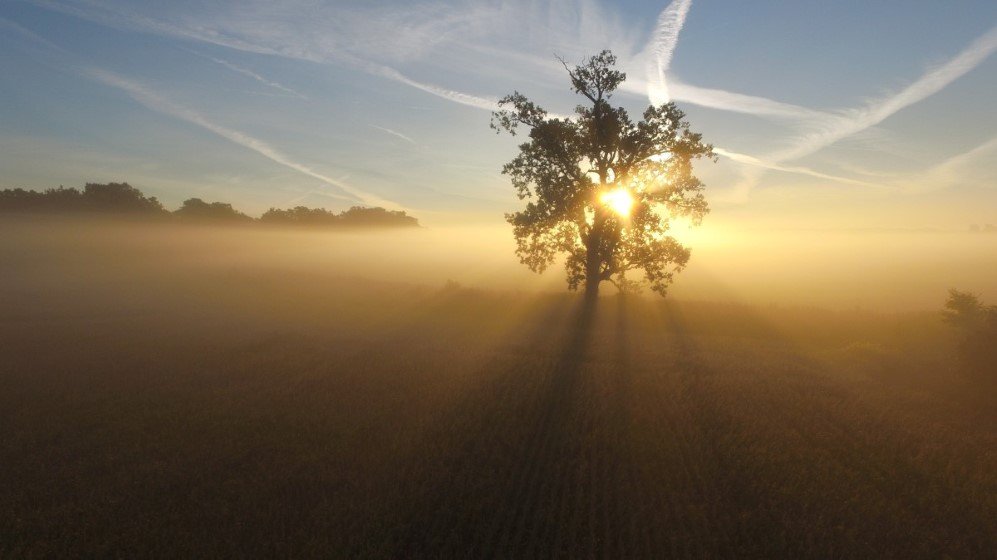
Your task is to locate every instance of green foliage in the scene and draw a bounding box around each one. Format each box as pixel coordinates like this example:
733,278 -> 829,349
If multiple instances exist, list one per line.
492,50 -> 715,296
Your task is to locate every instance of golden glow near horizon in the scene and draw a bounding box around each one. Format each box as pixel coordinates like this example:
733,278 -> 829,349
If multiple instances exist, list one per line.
600,187 -> 635,217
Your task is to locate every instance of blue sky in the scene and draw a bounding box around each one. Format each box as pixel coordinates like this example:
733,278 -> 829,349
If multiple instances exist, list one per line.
1,0 -> 995,228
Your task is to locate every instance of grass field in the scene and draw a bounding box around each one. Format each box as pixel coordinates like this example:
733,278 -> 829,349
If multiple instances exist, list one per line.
1,221 -> 994,558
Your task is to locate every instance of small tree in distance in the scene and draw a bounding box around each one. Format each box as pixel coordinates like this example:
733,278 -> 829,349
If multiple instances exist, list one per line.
943,289 -> 997,377
492,50 -> 715,299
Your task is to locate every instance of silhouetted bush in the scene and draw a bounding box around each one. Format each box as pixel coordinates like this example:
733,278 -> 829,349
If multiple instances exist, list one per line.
943,289 -> 997,379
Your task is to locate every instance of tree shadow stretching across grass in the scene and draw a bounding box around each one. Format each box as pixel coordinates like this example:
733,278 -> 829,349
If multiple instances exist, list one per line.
391,298 -> 601,558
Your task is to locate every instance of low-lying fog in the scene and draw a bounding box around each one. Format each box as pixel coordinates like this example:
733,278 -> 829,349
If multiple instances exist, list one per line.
1,218 -> 994,313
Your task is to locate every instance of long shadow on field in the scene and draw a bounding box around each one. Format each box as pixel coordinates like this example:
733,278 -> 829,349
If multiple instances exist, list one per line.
386,298 -> 995,559
392,298 -> 597,558
657,303 -> 995,558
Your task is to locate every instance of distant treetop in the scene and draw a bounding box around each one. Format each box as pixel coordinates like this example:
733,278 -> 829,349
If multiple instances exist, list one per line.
0,183 -> 420,228
261,205 -> 419,228
174,198 -> 252,222
0,182 -> 165,215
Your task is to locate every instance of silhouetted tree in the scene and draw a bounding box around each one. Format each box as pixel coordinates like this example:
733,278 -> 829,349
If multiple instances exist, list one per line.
338,206 -> 419,228
81,182 -> 165,214
46,186 -> 85,210
261,206 -> 340,226
261,205 -> 419,227
491,50 -> 715,299
0,183 -> 164,214
173,198 -> 252,222
0,187 -> 71,212
1,184 -> 420,228
944,289 -> 997,378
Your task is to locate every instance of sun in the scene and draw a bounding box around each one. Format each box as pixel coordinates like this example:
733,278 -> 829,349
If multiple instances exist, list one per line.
600,187 -> 634,217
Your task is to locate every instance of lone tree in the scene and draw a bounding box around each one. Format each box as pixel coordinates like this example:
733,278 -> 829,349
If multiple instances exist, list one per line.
492,50 -> 715,299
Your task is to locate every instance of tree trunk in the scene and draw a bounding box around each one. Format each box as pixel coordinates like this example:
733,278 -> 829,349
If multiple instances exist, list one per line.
585,179 -> 607,302
584,273 -> 600,301
584,231 -> 601,302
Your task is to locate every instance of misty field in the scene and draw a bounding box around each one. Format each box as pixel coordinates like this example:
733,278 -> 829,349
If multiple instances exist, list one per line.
1,220 -> 994,558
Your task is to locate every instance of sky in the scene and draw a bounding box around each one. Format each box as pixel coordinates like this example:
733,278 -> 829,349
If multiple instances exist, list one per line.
1,0 -> 996,229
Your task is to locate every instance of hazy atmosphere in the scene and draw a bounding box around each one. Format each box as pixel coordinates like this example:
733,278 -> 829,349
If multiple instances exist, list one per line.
2,1 -> 995,557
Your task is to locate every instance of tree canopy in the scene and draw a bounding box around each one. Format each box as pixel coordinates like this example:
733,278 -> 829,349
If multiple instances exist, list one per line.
492,50 -> 715,297
0,183 -> 420,228
174,198 -> 253,222
0,183 -> 165,214
261,206 -> 419,228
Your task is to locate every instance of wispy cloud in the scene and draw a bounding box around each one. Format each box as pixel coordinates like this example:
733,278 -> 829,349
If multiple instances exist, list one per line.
717,25 -> 997,201
774,25 -> 997,162
931,135 -> 997,172
641,0 -> 691,106
27,0 -> 829,123
633,1 -> 868,192
16,0 -> 996,212
373,66 -> 500,111
906,135 -> 997,192
87,69 -> 403,210
185,49 -> 307,99
669,79 -> 829,121
713,147 -> 886,189
369,125 -> 416,145
0,16 -> 62,51
618,74 -> 831,121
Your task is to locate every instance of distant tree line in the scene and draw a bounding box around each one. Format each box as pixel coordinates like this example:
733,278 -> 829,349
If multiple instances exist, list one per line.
260,205 -> 419,227
0,183 -> 419,228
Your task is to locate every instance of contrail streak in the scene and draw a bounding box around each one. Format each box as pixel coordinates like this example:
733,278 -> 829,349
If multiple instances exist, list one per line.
0,16 -> 64,51
668,80 -> 828,120
906,135 -> 997,192
374,66 -> 500,111
87,69 -> 404,210
931,135 -> 997,172
27,0 -> 830,122
643,0 -> 692,106
369,125 -> 416,144
713,148 -> 885,189
711,25 -> 997,199
186,49 -> 307,99
636,1 -> 871,190
774,25 -> 997,162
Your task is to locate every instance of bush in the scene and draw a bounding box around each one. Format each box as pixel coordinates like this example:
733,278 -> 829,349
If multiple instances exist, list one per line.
943,289 -> 997,378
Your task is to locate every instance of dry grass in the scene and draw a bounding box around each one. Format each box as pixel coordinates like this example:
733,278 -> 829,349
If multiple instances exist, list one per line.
1,221 -> 994,558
